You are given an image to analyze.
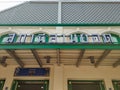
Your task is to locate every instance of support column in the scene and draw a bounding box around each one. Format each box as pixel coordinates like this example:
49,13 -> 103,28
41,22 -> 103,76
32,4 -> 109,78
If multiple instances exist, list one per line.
58,1 -> 61,23
2,66 -> 15,90
53,64 -> 64,90
3,78 -> 13,90
104,78 -> 114,90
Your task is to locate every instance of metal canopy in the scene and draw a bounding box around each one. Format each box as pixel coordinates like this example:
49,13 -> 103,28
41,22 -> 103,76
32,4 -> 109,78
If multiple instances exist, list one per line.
0,49 -> 120,67
31,49 -> 43,67
76,49 -> 85,67
56,49 -> 60,66
6,50 -> 24,68
0,56 -> 7,67
113,58 -> 120,67
95,50 -> 111,67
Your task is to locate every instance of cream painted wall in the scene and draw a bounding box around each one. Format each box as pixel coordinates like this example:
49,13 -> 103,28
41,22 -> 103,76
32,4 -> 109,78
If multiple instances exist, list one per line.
0,26 -> 120,35
63,66 -> 120,90
0,65 -> 120,90
0,65 -> 53,90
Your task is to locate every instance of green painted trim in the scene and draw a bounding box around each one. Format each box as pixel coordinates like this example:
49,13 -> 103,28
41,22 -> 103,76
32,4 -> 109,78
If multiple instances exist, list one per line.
11,80 -> 17,90
0,43 -> 120,49
113,80 -> 120,82
112,80 -> 120,90
68,80 -> 103,82
0,23 -> 120,26
0,80 -> 5,90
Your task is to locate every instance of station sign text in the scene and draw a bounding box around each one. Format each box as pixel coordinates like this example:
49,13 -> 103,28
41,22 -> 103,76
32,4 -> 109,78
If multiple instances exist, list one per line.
2,33 -> 113,44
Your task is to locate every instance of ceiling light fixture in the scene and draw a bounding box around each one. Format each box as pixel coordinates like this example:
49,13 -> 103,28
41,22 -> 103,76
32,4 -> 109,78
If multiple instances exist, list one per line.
44,56 -> 51,63
89,56 -> 95,64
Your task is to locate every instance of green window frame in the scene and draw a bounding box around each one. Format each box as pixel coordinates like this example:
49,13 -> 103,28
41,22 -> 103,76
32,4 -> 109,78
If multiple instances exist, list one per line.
111,34 -> 120,44
0,80 -> 5,90
68,80 -> 106,90
112,80 -> 120,90
11,80 -> 49,90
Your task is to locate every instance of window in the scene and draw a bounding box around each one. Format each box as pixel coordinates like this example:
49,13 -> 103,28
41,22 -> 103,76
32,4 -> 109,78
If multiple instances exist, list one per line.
113,80 -> 120,90
68,80 -> 105,90
11,80 -> 49,90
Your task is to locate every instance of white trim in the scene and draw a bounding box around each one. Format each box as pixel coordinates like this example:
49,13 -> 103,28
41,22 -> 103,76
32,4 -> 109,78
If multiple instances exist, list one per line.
58,1 -> 61,23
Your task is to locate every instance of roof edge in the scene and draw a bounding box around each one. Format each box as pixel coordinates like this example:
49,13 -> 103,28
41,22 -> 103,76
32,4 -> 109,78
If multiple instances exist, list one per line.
30,0 -> 120,2
0,23 -> 120,26
0,1 -> 27,13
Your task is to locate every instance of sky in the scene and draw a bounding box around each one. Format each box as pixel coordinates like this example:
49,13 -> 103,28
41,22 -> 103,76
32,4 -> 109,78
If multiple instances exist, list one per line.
0,0 -> 120,12
0,0 -> 27,11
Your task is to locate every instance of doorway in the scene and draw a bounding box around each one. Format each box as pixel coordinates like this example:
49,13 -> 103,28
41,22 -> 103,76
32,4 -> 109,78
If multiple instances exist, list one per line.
68,80 -> 105,90
11,80 -> 49,90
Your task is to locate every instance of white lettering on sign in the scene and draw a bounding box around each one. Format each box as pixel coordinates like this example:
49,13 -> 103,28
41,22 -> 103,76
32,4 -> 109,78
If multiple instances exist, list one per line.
2,34 -> 16,43
50,34 -> 57,43
70,34 -> 78,43
102,34 -> 112,43
80,34 -> 88,43
16,34 -> 27,43
92,34 -> 101,43
2,33 -> 113,44
34,34 -> 45,43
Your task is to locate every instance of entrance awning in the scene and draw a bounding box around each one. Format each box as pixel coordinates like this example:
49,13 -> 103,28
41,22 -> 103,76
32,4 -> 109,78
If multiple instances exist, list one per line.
0,44 -> 120,68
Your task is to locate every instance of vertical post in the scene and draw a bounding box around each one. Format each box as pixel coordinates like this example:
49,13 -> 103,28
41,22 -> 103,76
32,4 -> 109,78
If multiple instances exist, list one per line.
104,78 -> 114,90
56,1 -> 63,37
2,66 -> 15,90
53,64 -> 64,90
58,1 -> 62,23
